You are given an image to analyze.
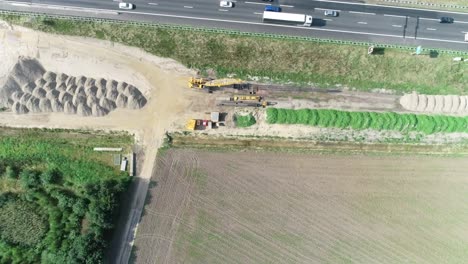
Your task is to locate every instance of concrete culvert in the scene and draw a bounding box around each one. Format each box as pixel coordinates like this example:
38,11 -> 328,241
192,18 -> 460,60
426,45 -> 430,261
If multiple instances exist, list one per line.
117,82 -> 128,93
416,94 -> 427,112
65,76 -> 76,87
85,86 -> 98,97
91,104 -> 108,117
26,97 -> 41,113
116,93 -> 128,108
46,90 -> 60,101
442,95 -> 452,113
58,91 -> 73,103
50,99 -> 64,112
99,97 -> 116,111
458,96 -> 467,113
96,87 -> 107,99
32,87 -> 47,98
106,89 -> 118,101
86,95 -> 99,108
19,93 -> 32,105
22,82 -> 36,93
56,73 -> 68,84
76,103 -> 92,116
56,83 -> 67,92
106,79 -> 118,91
64,101 -> 77,114
43,71 -> 57,82
35,78 -> 46,87
84,78 -> 96,88
75,76 -> 87,86
11,91 -> 24,102
66,84 -> 77,95
127,95 -> 147,109
72,94 -> 87,106
96,78 -> 107,90
39,98 -> 52,112
12,102 -> 29,114
451,96 -> 460,113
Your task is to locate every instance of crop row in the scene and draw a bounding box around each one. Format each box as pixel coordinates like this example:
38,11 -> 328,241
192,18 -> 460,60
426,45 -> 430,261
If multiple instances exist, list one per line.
266,108 -> 468,134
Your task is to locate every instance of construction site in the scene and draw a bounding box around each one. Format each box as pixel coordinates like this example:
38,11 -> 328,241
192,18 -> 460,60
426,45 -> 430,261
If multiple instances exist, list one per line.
0,18 -> 468,264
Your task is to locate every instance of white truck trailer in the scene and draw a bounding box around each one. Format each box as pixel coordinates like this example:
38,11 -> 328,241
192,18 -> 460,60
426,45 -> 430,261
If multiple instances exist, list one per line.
262,11 -> 313,27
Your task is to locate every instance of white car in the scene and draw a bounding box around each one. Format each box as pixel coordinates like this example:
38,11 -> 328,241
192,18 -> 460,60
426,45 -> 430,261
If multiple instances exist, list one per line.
119,2 -> 134,10
220,1 -> 233,8
324,10 -> 339,17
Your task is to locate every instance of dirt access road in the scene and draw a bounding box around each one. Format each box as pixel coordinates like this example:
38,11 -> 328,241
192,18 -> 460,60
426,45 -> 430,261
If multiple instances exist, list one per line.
133,149 -> 468,264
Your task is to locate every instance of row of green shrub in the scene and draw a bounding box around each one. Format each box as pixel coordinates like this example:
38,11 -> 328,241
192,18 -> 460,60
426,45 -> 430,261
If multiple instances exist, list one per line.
266,108 -> 468,134
235,114 -> 256,127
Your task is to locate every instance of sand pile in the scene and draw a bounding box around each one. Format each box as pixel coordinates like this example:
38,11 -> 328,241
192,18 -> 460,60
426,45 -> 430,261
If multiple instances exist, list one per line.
1,57 -> 147,116
400,92 -> 468,114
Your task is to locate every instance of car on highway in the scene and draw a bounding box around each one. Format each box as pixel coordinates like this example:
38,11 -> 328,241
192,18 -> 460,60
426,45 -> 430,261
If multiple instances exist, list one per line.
440,17 -> 454,23
262,0 -> 274,2
118,2 -> 134,10
265,5 -> 281,12
324,10 -> 339,17
220,1 -> 234,8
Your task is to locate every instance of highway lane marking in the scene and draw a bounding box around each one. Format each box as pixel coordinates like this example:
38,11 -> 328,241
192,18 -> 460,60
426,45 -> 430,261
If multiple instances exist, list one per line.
183,6 -> 193,9
357,21 -> 368,24
219,9 -> 229,12
384,14 -> 405,18
349,11 -> 375,15
419,18 -> 439,21
417,37 -> 468,44
426,28 -> 437,30
323,18 -> 333,21
280,5 -> 294,8
245,1 -> 268,5
117,9 -> 405,39
316,8 -> 341,12
392,25 -> 402,27
307,0 -> 468,15
148,3 -> 158,5
253,12 -> 262,15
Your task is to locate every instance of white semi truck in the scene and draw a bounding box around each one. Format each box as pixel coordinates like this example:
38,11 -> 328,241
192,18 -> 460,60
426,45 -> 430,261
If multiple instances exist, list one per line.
262,11 -> 313,27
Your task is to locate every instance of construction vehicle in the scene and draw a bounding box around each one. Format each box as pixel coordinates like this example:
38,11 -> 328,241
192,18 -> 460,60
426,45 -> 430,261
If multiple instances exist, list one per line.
186,112 -> 223,130
188,77 -> 254,93
217,95 -> 262,102
216,100 -> 276,108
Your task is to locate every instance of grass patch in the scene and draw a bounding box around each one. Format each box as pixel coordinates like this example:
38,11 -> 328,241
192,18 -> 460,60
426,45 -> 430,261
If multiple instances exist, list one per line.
1,15 -> 468,94
0,127 -> 133,263
234,113 -> 256,127
267,108 -> 468,134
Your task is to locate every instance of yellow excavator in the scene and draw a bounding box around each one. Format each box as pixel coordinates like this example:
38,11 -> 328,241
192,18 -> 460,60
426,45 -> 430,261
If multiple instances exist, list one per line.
188,77 -> 243,89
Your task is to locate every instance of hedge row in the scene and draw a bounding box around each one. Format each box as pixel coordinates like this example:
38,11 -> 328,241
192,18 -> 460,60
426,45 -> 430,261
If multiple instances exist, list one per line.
266,108 -> 468,134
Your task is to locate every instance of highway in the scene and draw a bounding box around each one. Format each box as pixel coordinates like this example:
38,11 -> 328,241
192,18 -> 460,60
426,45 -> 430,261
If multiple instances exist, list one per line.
2,0 -> 468,49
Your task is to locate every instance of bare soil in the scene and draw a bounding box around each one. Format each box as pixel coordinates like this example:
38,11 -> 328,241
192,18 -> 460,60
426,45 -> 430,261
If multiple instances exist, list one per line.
133,149 -> 468,264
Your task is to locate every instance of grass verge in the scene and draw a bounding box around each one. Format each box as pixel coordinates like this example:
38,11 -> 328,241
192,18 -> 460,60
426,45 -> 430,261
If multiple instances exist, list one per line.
1,14 -> 467,95
267,108 -> 468,134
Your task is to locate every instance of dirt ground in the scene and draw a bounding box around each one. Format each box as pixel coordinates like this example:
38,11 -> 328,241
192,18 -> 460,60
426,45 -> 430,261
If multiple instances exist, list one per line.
133,149 -> 468,264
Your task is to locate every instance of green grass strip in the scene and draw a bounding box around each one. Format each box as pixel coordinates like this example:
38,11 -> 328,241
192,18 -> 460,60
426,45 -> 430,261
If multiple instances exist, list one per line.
266,108 -> 468,134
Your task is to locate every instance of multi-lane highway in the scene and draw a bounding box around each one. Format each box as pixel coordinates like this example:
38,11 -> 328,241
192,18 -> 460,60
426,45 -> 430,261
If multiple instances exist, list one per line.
2,0 -> 468,49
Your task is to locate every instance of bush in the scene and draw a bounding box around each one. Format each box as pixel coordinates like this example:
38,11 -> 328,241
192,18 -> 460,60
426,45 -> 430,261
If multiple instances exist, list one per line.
266,108 -> 468,135
235,114 -> 256,127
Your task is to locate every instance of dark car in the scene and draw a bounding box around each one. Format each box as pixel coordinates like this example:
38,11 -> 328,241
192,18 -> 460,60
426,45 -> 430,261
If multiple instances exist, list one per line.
440,17 -> 454,23
262,0 -> 274,2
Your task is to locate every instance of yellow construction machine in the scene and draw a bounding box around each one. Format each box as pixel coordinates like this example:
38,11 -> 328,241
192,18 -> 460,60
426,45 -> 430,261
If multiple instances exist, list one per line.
188,77 -> 243,89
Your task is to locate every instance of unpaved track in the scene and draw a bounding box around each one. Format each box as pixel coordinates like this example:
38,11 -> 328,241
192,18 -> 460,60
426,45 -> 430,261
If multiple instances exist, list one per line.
134,149 -> 468,264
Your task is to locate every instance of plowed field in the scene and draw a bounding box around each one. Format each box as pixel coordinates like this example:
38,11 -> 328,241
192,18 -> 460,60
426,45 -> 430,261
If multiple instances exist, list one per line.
133,149 -> 468,264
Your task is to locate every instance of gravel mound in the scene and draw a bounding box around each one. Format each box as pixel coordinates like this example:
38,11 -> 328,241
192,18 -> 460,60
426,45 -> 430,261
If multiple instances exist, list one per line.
1,59 -> 147,116
76,103 -> 92,116
400,92 -> 468,114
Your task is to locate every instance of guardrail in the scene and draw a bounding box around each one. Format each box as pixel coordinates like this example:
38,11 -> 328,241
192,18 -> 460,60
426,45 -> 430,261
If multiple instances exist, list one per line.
1,9 -> 468,56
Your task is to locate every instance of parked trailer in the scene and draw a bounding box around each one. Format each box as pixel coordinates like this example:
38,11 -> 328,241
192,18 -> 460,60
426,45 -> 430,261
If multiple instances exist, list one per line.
262,11 -> 313,26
